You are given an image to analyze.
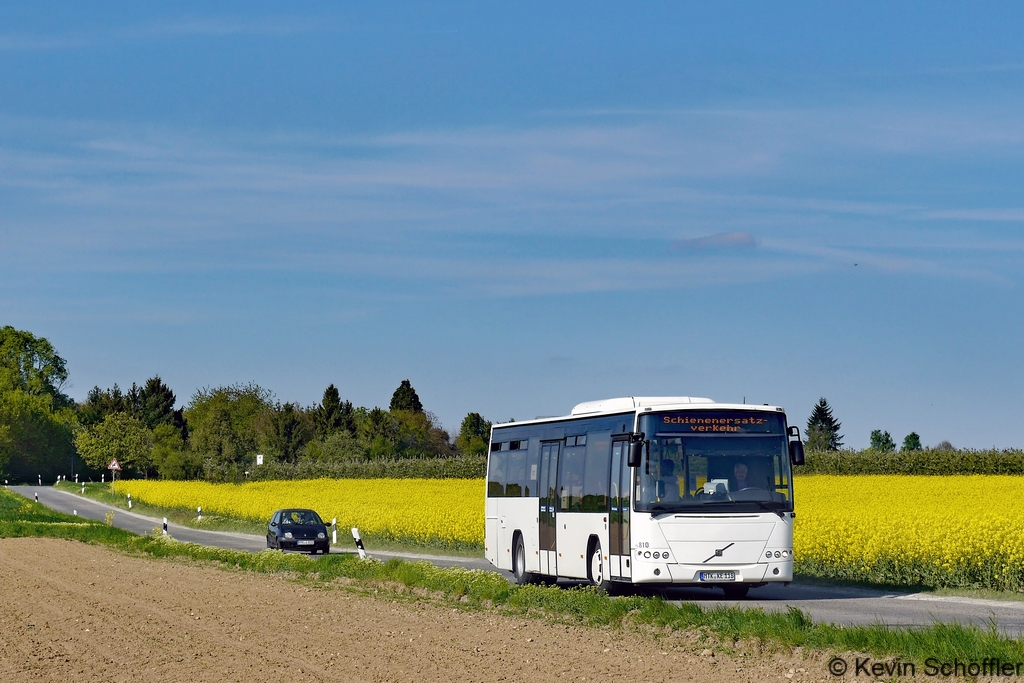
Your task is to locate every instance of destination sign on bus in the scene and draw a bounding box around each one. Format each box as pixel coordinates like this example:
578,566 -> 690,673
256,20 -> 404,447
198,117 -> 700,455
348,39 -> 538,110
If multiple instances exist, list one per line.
656,412 -> 782,434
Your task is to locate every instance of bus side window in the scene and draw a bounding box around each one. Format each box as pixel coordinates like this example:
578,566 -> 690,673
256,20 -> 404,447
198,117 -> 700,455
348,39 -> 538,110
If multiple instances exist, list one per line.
558,447 -> 586,511
526,440 -> 540,497
488,449 -> 508,498
581,432 -> 610,512
506,445 -> 528,497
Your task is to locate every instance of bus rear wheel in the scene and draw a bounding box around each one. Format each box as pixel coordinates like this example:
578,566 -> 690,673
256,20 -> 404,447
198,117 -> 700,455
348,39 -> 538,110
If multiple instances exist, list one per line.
512,534 -> 537,585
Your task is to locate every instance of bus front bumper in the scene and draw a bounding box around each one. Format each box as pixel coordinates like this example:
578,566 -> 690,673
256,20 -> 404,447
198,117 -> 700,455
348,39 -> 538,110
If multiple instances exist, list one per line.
628,560 -> 793,584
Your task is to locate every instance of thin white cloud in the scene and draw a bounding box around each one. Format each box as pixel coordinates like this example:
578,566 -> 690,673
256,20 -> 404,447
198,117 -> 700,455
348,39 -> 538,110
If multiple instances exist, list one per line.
2,106 -> 1023,297
0,16 -> 317,52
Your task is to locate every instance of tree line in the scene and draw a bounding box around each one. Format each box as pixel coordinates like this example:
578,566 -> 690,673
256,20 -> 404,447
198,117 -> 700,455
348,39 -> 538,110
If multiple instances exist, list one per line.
806,397 -> 939,453
0,327 -> 491,482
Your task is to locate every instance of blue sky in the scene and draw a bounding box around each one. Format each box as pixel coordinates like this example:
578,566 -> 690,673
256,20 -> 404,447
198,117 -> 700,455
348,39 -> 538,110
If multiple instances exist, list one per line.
2,2 -> 1024,448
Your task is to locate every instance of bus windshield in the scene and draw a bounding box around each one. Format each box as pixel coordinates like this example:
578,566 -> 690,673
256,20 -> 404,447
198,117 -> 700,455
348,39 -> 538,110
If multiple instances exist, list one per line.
635,411 -> 793,513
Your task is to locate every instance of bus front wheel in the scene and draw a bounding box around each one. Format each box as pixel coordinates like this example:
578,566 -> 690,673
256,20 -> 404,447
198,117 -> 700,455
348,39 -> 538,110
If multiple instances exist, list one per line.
512,534 -> 537,585
588,541 -> 613,592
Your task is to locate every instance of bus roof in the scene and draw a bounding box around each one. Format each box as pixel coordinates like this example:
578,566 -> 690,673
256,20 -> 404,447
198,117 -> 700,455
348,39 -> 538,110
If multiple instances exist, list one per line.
492,397 -> 785,429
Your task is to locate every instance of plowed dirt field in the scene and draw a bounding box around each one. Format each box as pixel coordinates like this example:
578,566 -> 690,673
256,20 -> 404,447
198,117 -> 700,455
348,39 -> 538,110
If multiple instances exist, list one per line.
0,538 -> 833,682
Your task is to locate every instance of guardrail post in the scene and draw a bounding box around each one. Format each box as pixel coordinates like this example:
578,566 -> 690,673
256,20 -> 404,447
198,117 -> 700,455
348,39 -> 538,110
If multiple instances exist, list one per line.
352,528 -> 366,559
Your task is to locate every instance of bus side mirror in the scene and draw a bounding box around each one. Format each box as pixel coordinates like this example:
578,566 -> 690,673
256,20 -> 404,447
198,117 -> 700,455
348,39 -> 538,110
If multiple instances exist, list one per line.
627,440 -> 643,468
789,439 -> 805,466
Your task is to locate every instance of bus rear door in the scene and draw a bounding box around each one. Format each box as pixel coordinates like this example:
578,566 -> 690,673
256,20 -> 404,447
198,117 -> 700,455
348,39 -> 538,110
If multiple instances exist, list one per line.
538,441 -> 559,576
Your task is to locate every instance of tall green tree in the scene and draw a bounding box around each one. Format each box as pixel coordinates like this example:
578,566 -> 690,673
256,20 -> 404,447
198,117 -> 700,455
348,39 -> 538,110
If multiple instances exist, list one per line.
149,422 -> 198,479
316,384 -> 355,437
455,412 -> 491,456
185,383 -> 273,481
0,327 -> 78,481
138,376 -> 185,433
78,384 -> 128,427
389,379 -> 423,413
258,402 -> 315,463
361,407 -> 398,460
806,398 -> 843,451
0,390 -> 78,482
901,432 -> 922,452
74,412 -> 153,476
870,429 -> 896,452
0,326 -> 72,407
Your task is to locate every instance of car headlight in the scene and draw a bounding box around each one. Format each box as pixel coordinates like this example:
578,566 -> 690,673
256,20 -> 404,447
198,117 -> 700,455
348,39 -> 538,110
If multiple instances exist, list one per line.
284,532 -> 293,539
317,532 -> 326,539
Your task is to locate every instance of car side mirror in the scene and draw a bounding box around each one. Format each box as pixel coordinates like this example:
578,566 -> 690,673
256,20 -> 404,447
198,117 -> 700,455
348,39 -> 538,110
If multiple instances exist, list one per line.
789,439 -> 805,466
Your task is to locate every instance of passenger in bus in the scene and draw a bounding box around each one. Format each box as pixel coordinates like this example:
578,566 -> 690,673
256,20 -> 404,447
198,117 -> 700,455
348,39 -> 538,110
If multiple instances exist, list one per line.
658,459 -> 681,502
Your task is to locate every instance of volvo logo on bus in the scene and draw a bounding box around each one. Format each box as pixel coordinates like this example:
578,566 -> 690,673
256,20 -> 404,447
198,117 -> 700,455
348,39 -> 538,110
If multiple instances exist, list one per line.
704,542 -> 735,563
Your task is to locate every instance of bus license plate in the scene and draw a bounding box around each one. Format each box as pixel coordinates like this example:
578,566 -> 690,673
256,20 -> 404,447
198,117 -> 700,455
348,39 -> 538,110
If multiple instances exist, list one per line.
297,540 -> 314,546
699,571 -> 736,582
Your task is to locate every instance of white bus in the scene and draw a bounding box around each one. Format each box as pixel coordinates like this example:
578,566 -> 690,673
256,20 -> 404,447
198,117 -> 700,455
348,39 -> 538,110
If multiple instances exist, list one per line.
484,397 -> 805,598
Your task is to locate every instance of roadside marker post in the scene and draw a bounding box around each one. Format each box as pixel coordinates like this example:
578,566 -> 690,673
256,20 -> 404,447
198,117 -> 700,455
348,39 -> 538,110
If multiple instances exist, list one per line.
101,474 -> 104,484
73,510 -> 77,516
162,518 -> 168,535
352,528 -> 366,559
34,493 -> 38,502
197,506 -> 202,522
75,474 -> 78,483
332,518 -> 337,545
37,475 -> 41,485
127,494 -> 132,509
81,484 -> 85,494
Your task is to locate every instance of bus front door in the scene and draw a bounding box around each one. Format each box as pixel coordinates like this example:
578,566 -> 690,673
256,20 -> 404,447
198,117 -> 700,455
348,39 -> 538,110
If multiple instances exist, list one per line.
609,440 -> 632,580
538,441 -> 560,576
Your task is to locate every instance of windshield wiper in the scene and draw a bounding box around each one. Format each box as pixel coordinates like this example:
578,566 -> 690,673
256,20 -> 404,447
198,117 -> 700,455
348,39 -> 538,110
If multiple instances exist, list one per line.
751,500 -> 787,519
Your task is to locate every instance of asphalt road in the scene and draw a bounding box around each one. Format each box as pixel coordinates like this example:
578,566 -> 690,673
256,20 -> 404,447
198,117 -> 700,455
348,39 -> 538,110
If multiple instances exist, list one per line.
14,485 -> 1024,635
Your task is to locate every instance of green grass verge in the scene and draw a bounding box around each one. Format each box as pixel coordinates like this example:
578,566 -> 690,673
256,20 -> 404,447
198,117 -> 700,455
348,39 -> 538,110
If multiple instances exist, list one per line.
5,487 -> 1024,665
55,481 -> 484,557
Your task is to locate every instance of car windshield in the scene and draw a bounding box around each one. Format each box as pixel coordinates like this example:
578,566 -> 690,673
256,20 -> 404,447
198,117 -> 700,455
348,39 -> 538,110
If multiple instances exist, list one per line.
281,510 -> 322,526
636,411 -> 793,513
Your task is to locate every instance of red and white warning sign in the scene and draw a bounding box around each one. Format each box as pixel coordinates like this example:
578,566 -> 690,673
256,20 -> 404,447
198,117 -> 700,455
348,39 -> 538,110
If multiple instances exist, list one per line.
108,459 -> 121,471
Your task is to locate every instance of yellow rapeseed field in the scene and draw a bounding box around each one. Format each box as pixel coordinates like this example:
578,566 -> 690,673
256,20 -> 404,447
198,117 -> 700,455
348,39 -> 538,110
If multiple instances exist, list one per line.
114,474 -> 1024,588
112,479 -> 485,548
794,475 -> 1024,590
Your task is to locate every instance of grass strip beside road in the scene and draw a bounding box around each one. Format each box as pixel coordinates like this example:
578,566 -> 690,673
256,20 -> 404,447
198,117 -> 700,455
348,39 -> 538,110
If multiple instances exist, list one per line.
4,487 -> 1022,666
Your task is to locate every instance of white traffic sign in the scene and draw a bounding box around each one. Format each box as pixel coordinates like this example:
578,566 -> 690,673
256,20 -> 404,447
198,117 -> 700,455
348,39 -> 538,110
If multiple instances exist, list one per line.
108,459 -> 121,471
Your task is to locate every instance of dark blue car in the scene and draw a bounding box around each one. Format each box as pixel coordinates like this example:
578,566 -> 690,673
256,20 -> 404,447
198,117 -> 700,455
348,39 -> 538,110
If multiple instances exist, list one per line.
267,508 -> 330,554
